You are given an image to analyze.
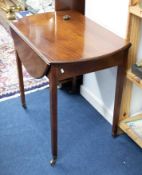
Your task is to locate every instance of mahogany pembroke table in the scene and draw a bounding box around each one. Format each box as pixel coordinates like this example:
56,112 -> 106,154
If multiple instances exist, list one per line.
10,10 -> 131,165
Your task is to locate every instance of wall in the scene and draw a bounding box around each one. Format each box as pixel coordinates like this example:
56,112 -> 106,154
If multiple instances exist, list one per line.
81,0 -> 131,124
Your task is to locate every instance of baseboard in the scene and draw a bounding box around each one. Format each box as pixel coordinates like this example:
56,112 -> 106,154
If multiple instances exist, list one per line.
80,85 -> 113,124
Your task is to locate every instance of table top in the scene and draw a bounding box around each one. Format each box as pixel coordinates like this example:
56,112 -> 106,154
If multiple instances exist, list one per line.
10,10 -> 130,64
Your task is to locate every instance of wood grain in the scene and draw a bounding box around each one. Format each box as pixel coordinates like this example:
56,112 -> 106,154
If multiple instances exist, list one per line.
10,11 -> 130,65
127,70 -> 142,88
11,28 -> 49,78
55,0 -> 85,14
10,10 -> 131,163
119,9 -> 141,121
119,114 -> 142,148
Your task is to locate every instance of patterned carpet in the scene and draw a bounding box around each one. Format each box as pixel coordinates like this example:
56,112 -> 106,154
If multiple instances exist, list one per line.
0,25 -> 49,101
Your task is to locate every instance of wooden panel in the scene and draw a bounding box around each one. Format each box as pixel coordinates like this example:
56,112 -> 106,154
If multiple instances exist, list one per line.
119,114 -> 142,148
127,70 -> 142,88
119,13 -> 141,121
129,4 -> 142,18
131,0 -> 140,5
55,0 -> 85,14
56,51 -> 125,81
10,28 -> 49,78
115,0 -> 142,148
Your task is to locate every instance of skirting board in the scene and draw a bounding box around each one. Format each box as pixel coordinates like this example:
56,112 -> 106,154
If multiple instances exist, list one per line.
80,85 -> 113,124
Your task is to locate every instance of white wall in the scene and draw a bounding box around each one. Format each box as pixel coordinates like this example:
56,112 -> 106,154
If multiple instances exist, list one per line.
81,0 -> 132,124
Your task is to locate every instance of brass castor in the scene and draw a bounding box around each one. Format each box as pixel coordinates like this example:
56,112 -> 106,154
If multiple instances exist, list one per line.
22,104 -> 27,109
50,157 -> 57,167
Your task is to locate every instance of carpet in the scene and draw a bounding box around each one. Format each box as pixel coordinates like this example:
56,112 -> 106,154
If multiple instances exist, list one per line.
0,24 -> 48,102
0,89 -> 142,175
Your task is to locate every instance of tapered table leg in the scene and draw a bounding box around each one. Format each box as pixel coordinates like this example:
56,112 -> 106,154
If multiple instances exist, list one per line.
71,76 -> 78,93
16,51 -> 26,108
112,57 -> 127,136
49,67 -> 58,166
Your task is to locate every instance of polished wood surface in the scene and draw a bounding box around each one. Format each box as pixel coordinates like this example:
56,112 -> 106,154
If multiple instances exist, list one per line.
55,0 -> 85,14
10,11 -> 130,64
16,51 -> 26,108
11,29 -> 49,78
55,0 -> 85,91
10,10 -> 131,165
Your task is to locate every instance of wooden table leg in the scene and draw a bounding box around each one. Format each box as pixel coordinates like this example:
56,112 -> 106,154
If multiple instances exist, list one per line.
71,76 -> 78,93
49,67 -> 58,166
112,58 -> 127,136
16,51 -> 26,108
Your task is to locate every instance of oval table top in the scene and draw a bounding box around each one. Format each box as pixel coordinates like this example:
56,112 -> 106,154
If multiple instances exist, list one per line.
10,10 -> 130,65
